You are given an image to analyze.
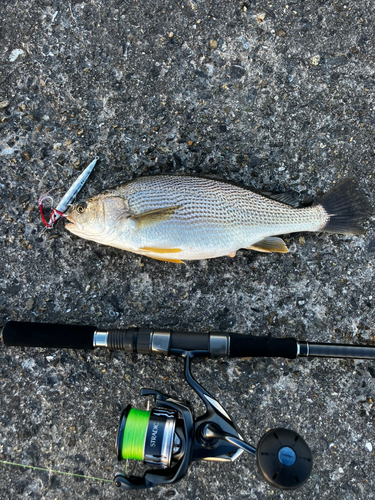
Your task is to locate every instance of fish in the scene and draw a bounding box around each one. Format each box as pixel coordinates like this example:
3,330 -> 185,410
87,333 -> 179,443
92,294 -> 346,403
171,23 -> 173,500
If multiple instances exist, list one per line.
65,175 -> 371,263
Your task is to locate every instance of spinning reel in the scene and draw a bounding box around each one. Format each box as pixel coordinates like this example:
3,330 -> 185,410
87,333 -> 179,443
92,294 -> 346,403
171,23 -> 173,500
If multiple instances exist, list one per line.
4,321 -> 375,491
114,350 -> 312,490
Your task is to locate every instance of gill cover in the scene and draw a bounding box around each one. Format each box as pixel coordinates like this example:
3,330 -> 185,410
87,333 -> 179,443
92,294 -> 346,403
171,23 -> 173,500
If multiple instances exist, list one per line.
66,195 -> 130,236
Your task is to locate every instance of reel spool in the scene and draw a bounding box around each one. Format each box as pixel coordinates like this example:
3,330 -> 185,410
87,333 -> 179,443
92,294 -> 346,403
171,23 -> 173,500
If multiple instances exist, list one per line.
114,351 -> 312,490
116,406 -> 183,468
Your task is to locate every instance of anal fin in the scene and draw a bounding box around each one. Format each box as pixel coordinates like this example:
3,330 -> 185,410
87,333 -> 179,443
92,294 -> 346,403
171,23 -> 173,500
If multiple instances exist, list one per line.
247,237 -> 289,254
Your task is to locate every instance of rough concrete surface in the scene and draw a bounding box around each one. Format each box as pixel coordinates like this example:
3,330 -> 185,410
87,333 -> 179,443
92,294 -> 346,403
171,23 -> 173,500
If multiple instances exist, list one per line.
0,0 -> 374,498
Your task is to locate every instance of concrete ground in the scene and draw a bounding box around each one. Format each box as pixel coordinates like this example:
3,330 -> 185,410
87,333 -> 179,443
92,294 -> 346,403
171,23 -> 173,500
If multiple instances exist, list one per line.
0,0 -> 374,498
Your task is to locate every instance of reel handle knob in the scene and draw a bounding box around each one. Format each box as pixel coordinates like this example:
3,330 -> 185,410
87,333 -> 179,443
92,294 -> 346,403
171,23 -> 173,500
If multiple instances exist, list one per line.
256,428 -> 312,490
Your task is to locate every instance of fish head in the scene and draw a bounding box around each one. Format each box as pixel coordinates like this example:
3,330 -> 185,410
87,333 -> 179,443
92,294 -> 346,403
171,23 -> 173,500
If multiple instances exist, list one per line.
65,193 -> 130,239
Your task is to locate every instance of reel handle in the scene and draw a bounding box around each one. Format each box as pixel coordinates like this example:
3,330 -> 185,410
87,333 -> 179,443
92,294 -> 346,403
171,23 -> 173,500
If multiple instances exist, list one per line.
201,424 -> 256,456
256,428 -> 312,490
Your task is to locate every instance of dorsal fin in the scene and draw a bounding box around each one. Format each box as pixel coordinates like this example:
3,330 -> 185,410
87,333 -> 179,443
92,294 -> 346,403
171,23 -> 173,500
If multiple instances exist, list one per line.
259,191 -> 301,208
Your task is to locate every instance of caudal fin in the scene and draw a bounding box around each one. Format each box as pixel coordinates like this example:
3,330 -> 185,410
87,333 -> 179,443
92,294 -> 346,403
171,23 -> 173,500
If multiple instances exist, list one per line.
317,179 -> 372,235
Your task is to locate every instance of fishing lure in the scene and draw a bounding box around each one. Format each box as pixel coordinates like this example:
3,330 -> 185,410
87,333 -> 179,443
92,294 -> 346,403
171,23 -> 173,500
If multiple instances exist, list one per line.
39,157 -> 98,229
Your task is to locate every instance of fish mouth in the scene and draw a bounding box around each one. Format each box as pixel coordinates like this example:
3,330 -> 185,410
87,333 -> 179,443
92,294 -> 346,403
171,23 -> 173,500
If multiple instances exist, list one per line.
65,215 -> 103,237
65,215 -> 84,234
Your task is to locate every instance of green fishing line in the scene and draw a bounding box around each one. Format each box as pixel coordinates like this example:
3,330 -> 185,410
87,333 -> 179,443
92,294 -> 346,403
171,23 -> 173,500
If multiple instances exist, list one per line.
0,460 -> 112,483
121,408 -> 151,461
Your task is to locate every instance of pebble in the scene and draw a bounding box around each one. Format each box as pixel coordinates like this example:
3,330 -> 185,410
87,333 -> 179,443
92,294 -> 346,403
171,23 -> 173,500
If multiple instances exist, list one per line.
9,49 -> 25,62
21,151 -> 31,161
25,298 -> 34,311
365,442 -> 372,452
310,55 -> 321,66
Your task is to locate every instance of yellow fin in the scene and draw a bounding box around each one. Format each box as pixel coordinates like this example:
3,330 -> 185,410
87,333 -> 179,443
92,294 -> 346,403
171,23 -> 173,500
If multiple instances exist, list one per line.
247,237 -> 289,254
140,247 -> 182,254
131,206 -> 181,228
147,255 -> 184,264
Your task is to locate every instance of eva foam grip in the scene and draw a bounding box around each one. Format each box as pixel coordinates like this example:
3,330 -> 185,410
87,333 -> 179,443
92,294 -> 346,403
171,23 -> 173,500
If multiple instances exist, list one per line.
2,321 -> 96,349
229,334 -> 298,359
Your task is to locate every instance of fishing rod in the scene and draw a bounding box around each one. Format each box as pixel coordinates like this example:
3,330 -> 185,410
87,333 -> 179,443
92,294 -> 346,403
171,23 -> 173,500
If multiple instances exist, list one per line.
2,321 -> 375,491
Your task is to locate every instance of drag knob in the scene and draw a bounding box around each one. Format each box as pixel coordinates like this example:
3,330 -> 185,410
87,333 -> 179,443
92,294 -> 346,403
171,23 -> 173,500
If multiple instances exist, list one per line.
256,428 -> 312,490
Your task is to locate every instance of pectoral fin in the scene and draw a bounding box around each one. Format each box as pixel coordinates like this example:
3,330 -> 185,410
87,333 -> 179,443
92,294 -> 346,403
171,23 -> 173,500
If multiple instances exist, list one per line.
131,206 -> 181,228
247,237 -> 289,253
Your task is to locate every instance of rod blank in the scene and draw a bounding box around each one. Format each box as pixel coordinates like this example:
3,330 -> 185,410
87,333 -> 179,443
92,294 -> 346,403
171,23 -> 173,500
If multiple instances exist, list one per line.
298,342 -> 375,360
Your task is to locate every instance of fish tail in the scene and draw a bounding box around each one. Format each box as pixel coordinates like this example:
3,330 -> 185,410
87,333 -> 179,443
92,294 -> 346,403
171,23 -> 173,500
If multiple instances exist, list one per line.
316,179 -> 372,235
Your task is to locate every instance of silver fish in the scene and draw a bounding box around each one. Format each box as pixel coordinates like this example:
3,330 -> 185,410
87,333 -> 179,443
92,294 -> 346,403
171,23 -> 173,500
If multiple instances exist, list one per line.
65,175 -> 371,263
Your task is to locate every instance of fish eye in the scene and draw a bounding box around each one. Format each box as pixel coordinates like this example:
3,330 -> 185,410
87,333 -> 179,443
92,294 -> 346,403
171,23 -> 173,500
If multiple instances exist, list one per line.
76,202 -> 87,214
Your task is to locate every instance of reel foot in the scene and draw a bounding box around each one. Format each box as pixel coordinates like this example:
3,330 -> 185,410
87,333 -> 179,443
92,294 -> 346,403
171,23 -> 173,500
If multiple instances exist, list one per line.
256,428 -> 312,490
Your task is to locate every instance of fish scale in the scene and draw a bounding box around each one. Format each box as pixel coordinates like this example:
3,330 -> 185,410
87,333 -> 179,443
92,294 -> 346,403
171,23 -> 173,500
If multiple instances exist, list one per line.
123,177 -> 323,231
65,175 -> 370,262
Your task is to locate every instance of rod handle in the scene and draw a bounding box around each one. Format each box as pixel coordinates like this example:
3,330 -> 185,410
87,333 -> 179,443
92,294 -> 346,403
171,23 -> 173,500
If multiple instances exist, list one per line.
2,321 -> 96,349
229,334 -> 298,359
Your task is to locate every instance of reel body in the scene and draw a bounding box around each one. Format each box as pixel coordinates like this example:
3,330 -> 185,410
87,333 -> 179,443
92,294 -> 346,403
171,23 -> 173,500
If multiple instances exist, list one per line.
114,351 -> 312,490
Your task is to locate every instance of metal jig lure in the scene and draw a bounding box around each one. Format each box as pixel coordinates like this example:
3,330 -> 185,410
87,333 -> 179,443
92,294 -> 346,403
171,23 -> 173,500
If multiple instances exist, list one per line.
38,156 -> 98,229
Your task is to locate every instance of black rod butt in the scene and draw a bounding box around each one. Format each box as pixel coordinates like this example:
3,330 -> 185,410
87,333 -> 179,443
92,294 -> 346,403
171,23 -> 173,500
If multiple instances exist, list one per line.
2,321 -> 96,349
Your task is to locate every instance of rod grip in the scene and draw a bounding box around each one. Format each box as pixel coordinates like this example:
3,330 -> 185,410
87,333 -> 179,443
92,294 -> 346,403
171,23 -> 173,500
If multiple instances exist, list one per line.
229,334 -> 298,359
2,321 -> 96,349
